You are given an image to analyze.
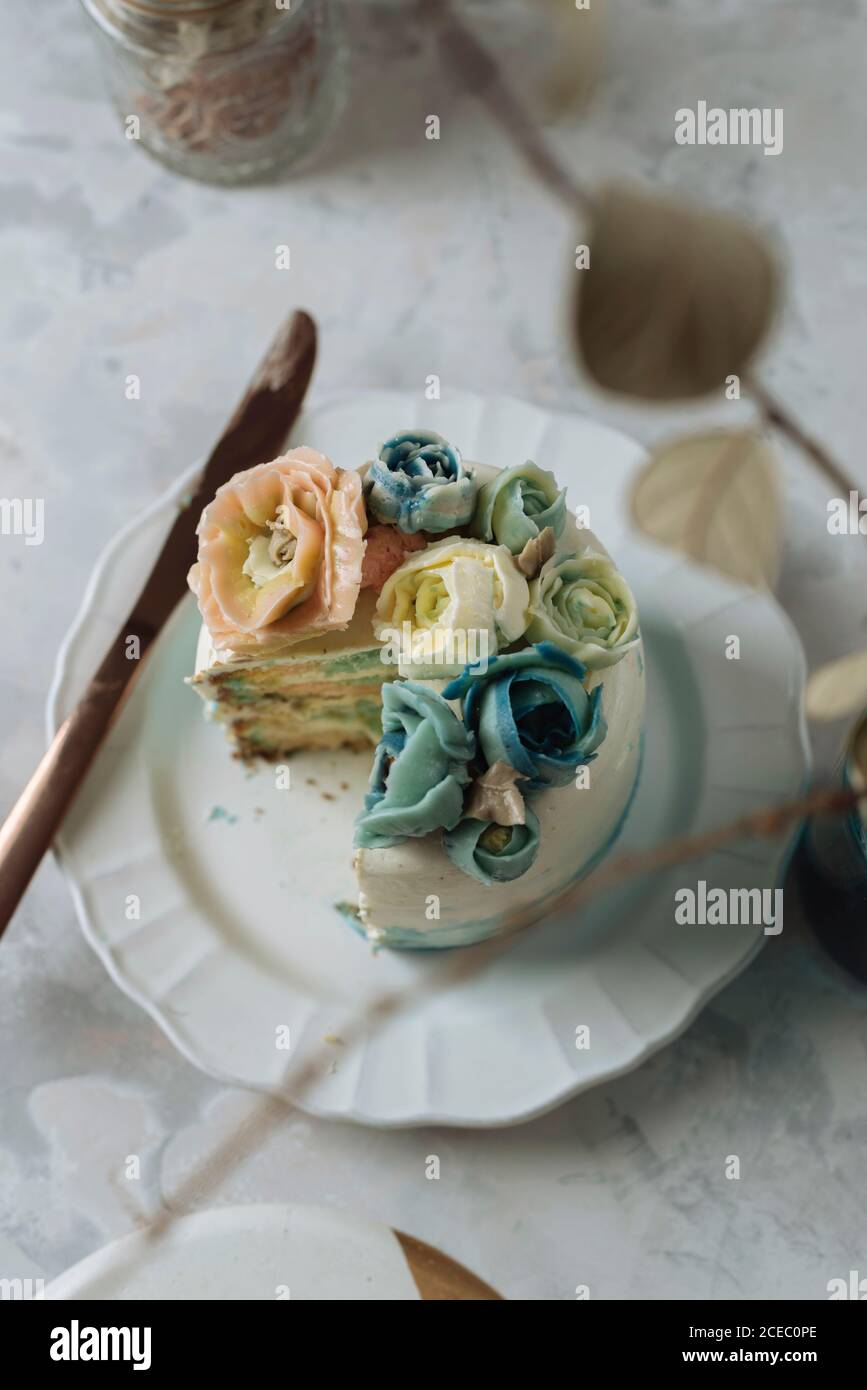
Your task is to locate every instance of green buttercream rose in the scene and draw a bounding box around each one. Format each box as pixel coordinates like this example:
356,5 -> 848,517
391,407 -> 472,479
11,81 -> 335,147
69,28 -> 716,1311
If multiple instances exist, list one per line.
472,461 -> 567,554
526,550 -> 639,669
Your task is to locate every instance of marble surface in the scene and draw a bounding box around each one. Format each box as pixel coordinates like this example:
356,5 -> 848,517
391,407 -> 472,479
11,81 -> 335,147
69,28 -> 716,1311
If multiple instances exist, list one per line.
2,0 -> 867,1300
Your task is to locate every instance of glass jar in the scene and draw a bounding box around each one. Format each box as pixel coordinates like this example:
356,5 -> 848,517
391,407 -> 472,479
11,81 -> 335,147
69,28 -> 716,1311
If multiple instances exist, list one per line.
80,0 -> 346,185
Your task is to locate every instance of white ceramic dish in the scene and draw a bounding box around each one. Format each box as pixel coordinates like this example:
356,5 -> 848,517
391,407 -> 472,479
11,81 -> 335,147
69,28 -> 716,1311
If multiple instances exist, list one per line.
48,390 -> 810,1127
46,1204 -> 432,1300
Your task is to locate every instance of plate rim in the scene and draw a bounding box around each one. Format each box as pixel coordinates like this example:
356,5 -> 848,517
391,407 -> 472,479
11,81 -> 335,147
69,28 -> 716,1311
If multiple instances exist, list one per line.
44,1200 -> 495,1300
47,388 -> 812,1128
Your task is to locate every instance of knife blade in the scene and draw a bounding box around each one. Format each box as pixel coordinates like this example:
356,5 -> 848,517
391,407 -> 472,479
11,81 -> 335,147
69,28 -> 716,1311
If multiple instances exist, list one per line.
0,309 -> 317,939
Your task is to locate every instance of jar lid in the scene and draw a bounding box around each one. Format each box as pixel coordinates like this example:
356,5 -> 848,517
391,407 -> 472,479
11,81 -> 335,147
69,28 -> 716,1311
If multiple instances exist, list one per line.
99,1 -> 266,16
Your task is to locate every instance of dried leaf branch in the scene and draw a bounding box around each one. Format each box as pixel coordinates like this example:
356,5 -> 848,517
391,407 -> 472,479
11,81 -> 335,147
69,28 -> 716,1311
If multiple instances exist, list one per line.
435,1 -> 863,549
432,1 -> 592,213
748,377 -> 864,512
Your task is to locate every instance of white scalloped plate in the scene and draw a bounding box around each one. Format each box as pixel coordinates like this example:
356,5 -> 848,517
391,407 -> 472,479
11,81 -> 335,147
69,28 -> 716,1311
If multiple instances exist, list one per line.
48,391 -> 810,1127
45,1204 -> 491,1300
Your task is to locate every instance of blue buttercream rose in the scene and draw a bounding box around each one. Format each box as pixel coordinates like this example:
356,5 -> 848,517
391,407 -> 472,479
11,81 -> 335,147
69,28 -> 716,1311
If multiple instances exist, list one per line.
443,807 -> 541,885
442,641 -> 606,791
354,680 -> 475,849
365,429 -> 477,534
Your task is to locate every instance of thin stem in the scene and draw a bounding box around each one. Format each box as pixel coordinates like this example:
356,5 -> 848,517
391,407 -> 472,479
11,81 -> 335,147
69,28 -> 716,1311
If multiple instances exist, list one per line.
749,377 -> 863,510
433,1 -> 594,216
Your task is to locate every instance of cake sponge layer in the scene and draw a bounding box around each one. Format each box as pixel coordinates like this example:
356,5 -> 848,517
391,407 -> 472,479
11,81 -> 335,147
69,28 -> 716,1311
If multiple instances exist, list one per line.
189,591 -> 392,759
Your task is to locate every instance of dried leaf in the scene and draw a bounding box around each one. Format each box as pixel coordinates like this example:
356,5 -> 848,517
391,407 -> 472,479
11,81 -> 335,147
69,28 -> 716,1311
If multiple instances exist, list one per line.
852,712 -> 867,798
629,430 -> 782,589
533,0 -> 604,116
805,648 -> 867,723
573,184 -> 779,400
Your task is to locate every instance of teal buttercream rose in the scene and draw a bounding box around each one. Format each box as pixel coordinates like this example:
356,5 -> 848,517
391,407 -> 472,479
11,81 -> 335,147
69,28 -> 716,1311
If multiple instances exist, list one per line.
472,461 -> 567,554
365,429 -> 477,534
353,680 -> 475,849
442,641 -> 606,791
442,808 -> 541,885
526,550 -> 639,669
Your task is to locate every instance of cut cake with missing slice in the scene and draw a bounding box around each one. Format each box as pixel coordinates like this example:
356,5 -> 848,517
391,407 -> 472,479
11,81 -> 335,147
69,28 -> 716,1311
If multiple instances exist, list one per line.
185,431 -> 643,950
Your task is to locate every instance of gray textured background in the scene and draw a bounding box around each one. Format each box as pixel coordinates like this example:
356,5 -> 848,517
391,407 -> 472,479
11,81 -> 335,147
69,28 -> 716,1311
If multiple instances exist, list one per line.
2,0 -> 866,1299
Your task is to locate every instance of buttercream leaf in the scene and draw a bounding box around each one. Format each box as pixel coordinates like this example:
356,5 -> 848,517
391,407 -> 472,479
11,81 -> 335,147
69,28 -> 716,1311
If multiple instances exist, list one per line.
516,525 -> 556,578
465,761 -> 528,826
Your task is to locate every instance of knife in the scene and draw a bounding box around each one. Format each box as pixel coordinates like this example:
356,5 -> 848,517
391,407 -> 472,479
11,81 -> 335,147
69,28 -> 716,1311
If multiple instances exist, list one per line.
0,309 -> 317,939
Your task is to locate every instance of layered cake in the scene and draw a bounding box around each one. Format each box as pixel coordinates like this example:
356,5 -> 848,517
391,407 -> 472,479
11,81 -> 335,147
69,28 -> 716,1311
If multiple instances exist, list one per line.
188,429 -> 644,949
191,590 -> 387,757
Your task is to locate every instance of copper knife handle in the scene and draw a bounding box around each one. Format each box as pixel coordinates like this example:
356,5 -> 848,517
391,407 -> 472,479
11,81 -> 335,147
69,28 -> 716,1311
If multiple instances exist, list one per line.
0,310 -> 317,939
0,640 -> 134,931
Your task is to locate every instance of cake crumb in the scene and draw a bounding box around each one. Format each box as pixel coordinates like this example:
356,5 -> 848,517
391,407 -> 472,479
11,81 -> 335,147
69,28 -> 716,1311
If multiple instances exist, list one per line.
322,791 -> 336,802
305,777 -> 318,786
253,806 -> 265,819
340,782 -> 349,792
323,1034 -> 345,1046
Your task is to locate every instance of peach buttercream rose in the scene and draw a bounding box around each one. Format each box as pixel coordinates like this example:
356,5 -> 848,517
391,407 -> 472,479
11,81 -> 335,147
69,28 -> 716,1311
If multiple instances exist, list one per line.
188,447 -> 366,653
